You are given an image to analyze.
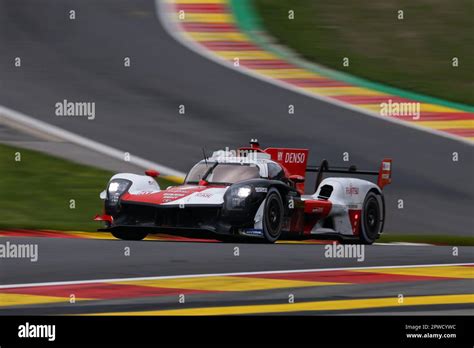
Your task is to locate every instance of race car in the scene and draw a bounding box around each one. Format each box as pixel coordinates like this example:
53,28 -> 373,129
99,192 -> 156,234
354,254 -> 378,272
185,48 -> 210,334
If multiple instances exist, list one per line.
94,140 -> 392,244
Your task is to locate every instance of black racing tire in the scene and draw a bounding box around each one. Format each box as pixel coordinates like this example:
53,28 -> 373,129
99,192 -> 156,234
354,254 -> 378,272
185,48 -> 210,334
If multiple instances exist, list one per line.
262,188 -> 284,243
359,192 -> 382,244
111,230 -> 148,241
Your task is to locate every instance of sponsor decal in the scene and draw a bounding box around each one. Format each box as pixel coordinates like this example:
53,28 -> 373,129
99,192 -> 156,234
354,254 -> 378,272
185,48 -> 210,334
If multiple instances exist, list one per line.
255,187 -> 267,193
162,192 -> 188,203
163,193 -> 186,198
345,184 -> 359,196
240,229 -> 263,237
195,192 -> 214,198
284,152 -> 306,164
161,186 -> 210,202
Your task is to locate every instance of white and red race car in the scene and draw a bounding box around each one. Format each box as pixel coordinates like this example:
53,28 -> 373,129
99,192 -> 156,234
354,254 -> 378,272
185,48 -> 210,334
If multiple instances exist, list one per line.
95,140 -> 392,244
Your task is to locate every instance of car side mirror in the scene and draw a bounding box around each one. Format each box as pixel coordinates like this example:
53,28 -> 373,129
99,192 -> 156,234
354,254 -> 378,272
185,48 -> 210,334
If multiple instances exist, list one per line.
145,169 -> 160,178
289,175 -> 305,183
99,190 -> 106,200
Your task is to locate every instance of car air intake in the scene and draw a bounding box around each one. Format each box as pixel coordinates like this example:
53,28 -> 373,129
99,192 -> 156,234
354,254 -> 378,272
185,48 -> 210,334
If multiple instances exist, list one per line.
318,185 -> 333,200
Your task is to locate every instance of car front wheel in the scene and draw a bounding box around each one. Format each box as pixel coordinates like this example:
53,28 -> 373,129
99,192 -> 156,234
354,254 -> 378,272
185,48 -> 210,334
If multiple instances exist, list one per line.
262,188 -> 284,243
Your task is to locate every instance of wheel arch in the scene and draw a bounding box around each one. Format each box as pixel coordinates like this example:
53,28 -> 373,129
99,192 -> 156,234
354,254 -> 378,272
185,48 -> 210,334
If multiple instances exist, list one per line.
267,182 -> 295,216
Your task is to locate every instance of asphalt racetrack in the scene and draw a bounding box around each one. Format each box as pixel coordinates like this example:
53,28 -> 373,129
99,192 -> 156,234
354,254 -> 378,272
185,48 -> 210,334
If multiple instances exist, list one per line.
0,0 -> 473,315
0,235 -> 473,315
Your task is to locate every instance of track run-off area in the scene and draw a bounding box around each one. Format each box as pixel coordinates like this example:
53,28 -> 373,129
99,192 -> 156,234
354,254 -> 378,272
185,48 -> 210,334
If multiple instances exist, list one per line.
0,231 -> 472,315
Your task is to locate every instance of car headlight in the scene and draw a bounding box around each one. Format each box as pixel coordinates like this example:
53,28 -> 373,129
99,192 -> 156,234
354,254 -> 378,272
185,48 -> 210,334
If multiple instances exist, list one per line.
237,187 -> 251,198
107,179 -> 131,205
229,185 -> 252,208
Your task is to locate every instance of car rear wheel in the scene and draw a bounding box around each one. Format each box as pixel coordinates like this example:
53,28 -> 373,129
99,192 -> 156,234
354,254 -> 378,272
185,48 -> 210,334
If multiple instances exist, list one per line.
359,192 -> 382,244
262,189 -> 284,243
111,230 -> 148,241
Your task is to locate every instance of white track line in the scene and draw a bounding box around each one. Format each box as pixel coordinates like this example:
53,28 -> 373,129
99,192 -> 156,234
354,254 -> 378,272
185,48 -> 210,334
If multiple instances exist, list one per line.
0,262 -> 471,289
155,0 -> 472,146
0,105 -> 185,178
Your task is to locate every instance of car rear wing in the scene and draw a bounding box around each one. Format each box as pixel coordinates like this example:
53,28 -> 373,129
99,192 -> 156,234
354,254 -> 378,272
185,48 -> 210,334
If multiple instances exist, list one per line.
239,140 -> 309,193
238,140 -> 391,192
307,159 -> 392,192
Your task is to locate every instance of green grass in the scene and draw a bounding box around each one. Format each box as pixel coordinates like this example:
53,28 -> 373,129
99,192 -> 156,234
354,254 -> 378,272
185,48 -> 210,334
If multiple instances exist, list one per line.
254,0 -> 474,105
378,234 -> 474,246
0,144 -> 176,231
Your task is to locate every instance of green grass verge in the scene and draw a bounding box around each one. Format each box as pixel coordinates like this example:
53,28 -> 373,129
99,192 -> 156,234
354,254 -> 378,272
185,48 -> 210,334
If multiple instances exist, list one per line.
379,234 -> 474,246
0,143 -> 176,231
253,0 -> 474,105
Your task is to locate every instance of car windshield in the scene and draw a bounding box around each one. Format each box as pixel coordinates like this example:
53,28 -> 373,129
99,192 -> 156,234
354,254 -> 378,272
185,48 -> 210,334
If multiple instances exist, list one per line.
185,162 -> 260,184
